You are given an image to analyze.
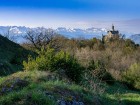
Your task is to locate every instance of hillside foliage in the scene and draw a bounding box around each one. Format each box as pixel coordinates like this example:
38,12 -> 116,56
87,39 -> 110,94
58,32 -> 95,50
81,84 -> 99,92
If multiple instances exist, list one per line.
22,31 -> 140,89
0,29 -> 140,105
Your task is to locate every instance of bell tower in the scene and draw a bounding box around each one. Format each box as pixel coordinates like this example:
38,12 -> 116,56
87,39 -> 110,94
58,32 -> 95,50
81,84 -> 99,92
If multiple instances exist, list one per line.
112,24 -> 115,31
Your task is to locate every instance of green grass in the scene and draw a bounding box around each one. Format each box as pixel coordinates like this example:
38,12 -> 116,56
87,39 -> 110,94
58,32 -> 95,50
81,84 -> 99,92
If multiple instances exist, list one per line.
0,71 -> 96,105
0,70 -> 140,105
102,92 -> 140,105
101,82 -> 140,105
0,89 -> 56,105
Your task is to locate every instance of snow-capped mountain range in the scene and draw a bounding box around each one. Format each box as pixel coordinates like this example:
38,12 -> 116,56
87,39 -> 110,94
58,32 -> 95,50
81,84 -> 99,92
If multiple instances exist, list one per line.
0,26 -> 139,44
56,27 -> 107,39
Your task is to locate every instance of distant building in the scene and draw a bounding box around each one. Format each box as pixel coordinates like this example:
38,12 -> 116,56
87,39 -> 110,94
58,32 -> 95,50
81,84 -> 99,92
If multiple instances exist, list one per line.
103,25 -> 120,42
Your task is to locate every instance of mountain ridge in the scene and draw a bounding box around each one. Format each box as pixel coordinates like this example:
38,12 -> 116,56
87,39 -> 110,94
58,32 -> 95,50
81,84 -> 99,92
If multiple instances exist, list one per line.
0,26 -> 139,44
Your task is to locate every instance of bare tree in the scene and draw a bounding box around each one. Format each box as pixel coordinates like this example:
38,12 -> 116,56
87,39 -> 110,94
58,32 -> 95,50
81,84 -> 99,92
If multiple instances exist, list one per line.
24,27 -> 56,50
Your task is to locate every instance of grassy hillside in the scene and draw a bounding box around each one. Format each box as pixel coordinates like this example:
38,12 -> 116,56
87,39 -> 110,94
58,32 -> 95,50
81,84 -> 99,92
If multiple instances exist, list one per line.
0,33 -> 140,105
0,35 -> 33,76
0,70 -> 140,105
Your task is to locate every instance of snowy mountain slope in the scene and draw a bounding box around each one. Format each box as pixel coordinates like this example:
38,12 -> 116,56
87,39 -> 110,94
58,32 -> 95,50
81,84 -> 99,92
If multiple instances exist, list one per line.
56,27 -> 107,39
0,26 -> 30,43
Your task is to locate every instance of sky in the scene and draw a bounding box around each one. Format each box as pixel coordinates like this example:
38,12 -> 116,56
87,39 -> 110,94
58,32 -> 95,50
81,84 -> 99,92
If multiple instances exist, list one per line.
0,0 -> 140,33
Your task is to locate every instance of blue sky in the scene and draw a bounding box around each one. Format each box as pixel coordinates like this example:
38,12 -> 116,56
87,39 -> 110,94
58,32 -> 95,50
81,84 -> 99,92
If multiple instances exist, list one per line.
0,0 -> 140,33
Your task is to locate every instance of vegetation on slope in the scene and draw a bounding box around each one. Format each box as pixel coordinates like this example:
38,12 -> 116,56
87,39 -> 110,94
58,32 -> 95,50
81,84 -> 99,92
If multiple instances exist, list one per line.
0,35 -> 34,76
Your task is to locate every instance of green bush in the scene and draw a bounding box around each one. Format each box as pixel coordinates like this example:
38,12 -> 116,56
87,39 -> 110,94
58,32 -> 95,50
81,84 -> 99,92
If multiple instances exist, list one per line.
0,61 -> 14,76
23,48 -> 55,71
23,47 -> 84,83
88,60 -> 114,85
123,63 -> 140,89
23,56 -> 37,71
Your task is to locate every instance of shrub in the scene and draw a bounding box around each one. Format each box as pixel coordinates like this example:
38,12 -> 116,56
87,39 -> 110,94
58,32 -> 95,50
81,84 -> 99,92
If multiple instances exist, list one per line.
122,63 -> 140,89
23,48 -> 55,71
88,60 -> 114,85
23,47 -> 84,83
23,55 -> 38,71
